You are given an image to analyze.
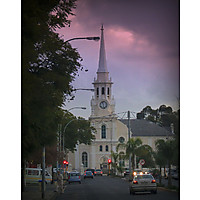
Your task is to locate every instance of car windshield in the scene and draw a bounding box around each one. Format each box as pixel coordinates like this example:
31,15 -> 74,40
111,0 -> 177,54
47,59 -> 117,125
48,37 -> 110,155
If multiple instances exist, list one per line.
135,175 -> 153,180
96,170 -> 101,171
86,171 -> 92,174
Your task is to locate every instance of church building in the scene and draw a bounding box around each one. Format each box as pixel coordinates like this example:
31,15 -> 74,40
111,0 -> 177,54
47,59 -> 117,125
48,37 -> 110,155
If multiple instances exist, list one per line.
68,26 -> 173,173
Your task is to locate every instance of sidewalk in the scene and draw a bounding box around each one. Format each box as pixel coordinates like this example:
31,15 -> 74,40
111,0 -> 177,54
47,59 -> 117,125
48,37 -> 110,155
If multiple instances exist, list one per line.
22,182 -> 59,200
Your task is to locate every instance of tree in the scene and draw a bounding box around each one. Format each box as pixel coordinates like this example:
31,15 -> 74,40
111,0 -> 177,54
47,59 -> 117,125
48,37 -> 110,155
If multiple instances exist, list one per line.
155,139 -> 177,187
62,115 -> 96,152
153,151 -> 166,184
22,0 -> 81,160
111,151 -> 119,175
136,145 -> 155,168
117,138 -> 143,171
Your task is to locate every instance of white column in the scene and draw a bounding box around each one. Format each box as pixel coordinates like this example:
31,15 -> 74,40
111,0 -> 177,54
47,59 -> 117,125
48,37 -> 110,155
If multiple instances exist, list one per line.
91,145 -> 96,168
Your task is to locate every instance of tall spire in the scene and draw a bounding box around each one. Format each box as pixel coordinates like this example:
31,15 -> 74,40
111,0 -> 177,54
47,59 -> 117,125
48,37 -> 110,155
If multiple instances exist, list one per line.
97,24 -> 108,73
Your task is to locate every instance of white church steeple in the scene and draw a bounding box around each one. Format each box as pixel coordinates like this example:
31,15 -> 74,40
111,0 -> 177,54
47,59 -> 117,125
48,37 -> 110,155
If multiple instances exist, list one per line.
97,25 -> 108,73
90,25 -> 115,117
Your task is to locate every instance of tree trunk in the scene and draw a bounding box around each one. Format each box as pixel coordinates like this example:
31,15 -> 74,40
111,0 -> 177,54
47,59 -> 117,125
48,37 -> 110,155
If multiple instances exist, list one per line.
168,162 -> 172,187
159,166 -> 162,184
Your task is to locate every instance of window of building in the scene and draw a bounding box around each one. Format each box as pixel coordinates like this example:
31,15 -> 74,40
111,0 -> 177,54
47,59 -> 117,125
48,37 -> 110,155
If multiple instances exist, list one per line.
99,145 -> 102,152
102,87 -> 105,95
107,87 -> 110,96
105,145 -> 109,152
82,152 -> 88,167
101,125 -> 106,139
97,87 -> 99,96
118,137 -> 125,143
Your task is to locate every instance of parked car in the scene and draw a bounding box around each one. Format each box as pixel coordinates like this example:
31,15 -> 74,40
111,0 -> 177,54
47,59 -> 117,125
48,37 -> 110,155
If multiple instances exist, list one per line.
123,168 -> 130,177
68,172 -> 81,184
84,171 -> 94,179
25,168 -> 52,184
129,173 -> 157,195
94,169 -> 103,176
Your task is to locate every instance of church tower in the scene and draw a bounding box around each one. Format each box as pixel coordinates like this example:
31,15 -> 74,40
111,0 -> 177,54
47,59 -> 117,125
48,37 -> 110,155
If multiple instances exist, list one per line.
90,25 -> 115,117
68,26 -> 129,172
89,25 -> 117,171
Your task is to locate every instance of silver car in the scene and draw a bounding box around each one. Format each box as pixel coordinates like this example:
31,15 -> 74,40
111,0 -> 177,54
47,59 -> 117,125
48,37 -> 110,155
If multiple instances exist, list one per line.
94,169 -> 103,176
129,174 -> 157,195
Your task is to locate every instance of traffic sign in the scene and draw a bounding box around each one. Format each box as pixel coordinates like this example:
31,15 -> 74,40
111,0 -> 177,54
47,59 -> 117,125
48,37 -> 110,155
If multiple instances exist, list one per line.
139,159 -> 145,165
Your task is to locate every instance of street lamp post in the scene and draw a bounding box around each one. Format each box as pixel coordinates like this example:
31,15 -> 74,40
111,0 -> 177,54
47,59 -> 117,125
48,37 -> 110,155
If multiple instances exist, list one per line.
66,37 -> 100,42
62,107 -> 86,153
57,107 -> 86,171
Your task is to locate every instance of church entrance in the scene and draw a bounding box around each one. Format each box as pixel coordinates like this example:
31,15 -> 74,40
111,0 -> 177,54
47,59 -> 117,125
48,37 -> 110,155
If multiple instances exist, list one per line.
100,156 -> 109,173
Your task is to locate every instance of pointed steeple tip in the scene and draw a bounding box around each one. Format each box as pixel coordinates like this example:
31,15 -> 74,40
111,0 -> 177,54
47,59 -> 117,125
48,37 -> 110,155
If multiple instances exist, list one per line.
101,24 -> 104,30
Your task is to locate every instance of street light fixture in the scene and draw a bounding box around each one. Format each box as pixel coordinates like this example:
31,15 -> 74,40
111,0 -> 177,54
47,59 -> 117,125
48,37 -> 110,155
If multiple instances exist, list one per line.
66,36 -> 100,42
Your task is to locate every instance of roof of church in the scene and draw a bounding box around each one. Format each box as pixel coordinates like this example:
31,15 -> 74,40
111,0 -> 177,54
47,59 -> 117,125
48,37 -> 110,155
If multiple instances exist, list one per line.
119,119 -> 173,137
97,25 -> 108,73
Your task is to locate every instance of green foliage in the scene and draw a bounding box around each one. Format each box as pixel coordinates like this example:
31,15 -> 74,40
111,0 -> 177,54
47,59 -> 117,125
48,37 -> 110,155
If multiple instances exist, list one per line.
117,138 -> 149,170
22,0 -> 82,159
136,145 -> 155,168
62,116 -> 96,152
154,139 -> 178,187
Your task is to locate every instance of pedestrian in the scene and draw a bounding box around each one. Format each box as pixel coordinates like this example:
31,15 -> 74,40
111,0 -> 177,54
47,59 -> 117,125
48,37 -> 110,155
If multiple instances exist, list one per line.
57,171 -> 64,193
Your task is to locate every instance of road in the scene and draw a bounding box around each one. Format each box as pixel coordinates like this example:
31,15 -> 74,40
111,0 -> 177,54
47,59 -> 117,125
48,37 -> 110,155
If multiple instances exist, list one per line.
56,175 -> 179,200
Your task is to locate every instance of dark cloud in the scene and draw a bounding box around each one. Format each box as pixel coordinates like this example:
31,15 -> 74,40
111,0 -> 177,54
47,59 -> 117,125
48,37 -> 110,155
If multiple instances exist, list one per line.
75,0 -> 179,57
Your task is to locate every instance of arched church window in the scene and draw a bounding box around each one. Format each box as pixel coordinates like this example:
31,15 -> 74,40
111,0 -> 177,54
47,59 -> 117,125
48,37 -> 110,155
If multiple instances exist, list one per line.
105,145 -> 109,152
101,125 -> 106,139
107,87 -> 110,96
99,145 -> 102,152
102,87 -> 105,95
97,87 -> 99,96
82,152 -> 88,167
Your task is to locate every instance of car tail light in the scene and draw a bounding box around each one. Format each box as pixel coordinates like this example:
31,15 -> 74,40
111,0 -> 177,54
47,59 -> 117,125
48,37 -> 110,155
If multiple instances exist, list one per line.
152,179 -> 156,183
101,171 -> 103,174
133,180 -> 138,184
84,174 -> 86,176
79,176 -> 80,179
94,172 -> 96,174
92,173 -> 93,175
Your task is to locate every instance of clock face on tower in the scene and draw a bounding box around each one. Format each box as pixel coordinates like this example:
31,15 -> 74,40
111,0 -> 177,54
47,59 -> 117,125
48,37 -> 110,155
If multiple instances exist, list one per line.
99,101 -> 108,109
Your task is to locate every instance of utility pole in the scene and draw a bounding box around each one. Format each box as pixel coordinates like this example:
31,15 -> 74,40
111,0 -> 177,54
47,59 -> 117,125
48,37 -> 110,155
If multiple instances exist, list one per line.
128,111 -> 132,180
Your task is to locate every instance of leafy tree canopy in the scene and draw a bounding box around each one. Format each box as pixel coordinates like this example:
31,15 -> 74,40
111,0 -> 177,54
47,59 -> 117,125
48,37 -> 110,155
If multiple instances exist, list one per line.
22,0 -> 83,160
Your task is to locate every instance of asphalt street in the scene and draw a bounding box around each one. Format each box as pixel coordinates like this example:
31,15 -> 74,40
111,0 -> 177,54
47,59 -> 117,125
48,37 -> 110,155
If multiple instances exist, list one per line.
56,175 -> 179,200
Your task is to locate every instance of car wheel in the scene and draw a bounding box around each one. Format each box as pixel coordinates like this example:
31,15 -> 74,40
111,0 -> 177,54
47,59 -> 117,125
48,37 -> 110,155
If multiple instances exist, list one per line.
79,182 -> 81,184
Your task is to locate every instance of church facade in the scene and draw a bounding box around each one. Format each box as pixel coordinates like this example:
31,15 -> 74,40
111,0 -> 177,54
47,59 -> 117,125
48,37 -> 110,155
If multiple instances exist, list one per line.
68,26 -> 173,173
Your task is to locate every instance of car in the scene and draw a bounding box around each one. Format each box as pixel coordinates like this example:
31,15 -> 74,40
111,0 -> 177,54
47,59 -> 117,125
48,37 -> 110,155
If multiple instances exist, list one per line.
123,168 -> 130,176
129,173 -> 157,195
85,168 -> 95,174
68,172 -> 81,184
25,168 -> 52,184
84,171 -> 94,179
94,169 -> 103,176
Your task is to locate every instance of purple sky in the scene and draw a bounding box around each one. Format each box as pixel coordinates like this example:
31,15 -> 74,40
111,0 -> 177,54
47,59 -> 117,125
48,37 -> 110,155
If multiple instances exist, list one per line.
58,0 -> 180,118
